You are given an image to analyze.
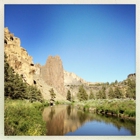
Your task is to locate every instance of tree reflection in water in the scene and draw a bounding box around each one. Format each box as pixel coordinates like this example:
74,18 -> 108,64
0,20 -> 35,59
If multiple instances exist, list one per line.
42,105 -> 135,136
48,107 -> 55,120
67,105 -> 71,116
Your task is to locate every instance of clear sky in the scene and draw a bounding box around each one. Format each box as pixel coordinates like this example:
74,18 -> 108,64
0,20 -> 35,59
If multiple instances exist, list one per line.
4,4 -> 136,83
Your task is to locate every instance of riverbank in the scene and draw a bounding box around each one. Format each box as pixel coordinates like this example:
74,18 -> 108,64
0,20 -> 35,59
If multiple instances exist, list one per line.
72,99 -> 136,121
4,98 -> 49,135
4,98 -> 135,135
4,98 -> 71,136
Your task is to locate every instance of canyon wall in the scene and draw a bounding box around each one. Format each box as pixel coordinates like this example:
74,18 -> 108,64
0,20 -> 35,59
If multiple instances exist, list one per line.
4,27 -> 35,85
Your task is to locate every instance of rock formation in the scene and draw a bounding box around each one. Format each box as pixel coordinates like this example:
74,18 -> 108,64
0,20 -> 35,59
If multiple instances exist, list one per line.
127,73 -> 136,80
4,27 -> 35,85
64,70 -> 88,86
41,56 -> 65,95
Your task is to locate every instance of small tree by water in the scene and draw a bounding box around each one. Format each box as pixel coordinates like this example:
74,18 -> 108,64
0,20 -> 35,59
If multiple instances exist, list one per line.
49,88 -> 56,100
67,90 -> 71,101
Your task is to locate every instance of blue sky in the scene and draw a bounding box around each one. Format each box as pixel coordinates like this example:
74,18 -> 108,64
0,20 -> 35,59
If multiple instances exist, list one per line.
4,4 -> 136,83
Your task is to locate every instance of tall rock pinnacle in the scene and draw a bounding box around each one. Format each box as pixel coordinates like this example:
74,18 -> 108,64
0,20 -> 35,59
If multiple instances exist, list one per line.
41,55 -> 65,95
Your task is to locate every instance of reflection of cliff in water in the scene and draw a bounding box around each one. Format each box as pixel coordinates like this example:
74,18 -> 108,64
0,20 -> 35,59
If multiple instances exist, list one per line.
42,105 -> 135,135
42,105 -> 90,135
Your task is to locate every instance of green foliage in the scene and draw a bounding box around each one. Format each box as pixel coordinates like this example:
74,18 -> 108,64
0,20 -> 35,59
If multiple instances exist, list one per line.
108,87 -> 114,99
26,85 -> 43,102
114,87 -> 123,99
115,80 -> 118,84
96,86 -> 106,99
55,101 -> 60,105
77,85 -> 88,101
66,90 -> 71,101
106,82 -> 109,85
4,53 -> 43,102
4,99 -> 47,135
126,79 -> 136,99
49,88 -> 56,100
74,99 -> 136,118
89,90 -> 94,99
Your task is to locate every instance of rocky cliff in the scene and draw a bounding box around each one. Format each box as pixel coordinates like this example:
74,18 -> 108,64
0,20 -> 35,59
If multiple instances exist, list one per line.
40,56 -> 65,95
4,28 -> 66,100
64,70 -> 88,86
4,27 -> 35,85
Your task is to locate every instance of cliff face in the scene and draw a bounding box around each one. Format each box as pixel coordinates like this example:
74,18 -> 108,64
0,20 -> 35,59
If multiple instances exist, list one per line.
4,27 -> 35,85
41,56 -> 65,95
64,70 -> 88,86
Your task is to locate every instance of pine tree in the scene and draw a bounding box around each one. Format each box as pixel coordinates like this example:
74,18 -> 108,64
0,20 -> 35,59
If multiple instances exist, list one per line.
108,87 -> 114,99
66,90 -> 71,101
96,86 -> 106,99
89,90 -> 94,99
4,53 -> 43,102
49,88 -> 56,100
77,85 -> 88,101
101,86 -> 106,99
126,79 -> 136,99
4,53 -> 27,99
114,86 -> 122,99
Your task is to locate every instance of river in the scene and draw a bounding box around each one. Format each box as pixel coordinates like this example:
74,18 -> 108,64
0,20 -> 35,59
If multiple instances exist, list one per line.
42,105 -> 135,136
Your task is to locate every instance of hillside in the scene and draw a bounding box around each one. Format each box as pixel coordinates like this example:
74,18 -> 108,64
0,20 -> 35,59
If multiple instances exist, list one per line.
4,28 -> 66,101
4,27 -> 136,101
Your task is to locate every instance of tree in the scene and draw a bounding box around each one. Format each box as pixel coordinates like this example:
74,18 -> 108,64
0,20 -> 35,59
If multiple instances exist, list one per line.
126,79 -> 136,99
114,87 -> 122,99
108,87 -> 114,99
4,53 -> 43,102
106,82 -> 109,85
89,90 -> 94,99
4,53 -> 27,99
26,85 -> 43,102
49,88 -> 56,100
96,86 -> 106,99
96,90 -> 102,99
77,85 -> 88,101
66,90 -> 71,101
100,86 -> 106,99
115,80 -> 118,84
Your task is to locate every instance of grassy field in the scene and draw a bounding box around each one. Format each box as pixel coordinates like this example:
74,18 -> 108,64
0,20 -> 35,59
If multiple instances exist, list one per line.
4,98 -> 49,136
73,99 -> 136,120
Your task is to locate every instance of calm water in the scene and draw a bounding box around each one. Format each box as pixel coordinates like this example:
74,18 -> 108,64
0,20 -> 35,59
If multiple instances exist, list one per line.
42,105 -> 135,136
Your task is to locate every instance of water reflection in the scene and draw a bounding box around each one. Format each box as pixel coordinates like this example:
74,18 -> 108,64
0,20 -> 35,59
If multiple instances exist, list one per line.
67,105 -> 71,116
42,105 -> 135,136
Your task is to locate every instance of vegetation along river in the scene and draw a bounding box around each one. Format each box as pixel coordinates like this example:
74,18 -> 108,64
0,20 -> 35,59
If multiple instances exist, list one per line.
42,105 -> 135,136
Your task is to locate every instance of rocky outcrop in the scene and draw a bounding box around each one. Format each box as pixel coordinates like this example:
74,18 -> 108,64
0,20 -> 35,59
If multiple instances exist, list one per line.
41,56 -> 65,95
33,73 -> 66,100
64,70 -> 88,86
127,73 -> 136,80
4,27 -> 35,85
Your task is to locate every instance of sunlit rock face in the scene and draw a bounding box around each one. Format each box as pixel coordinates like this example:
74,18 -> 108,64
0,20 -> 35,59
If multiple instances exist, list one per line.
64,70 -> 88,86
4,27 -> 35,85
41,56 -> 65,95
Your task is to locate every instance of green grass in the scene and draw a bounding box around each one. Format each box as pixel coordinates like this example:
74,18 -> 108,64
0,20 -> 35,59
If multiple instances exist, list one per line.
4,98 -> 49,136
73,99 -> 136,119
